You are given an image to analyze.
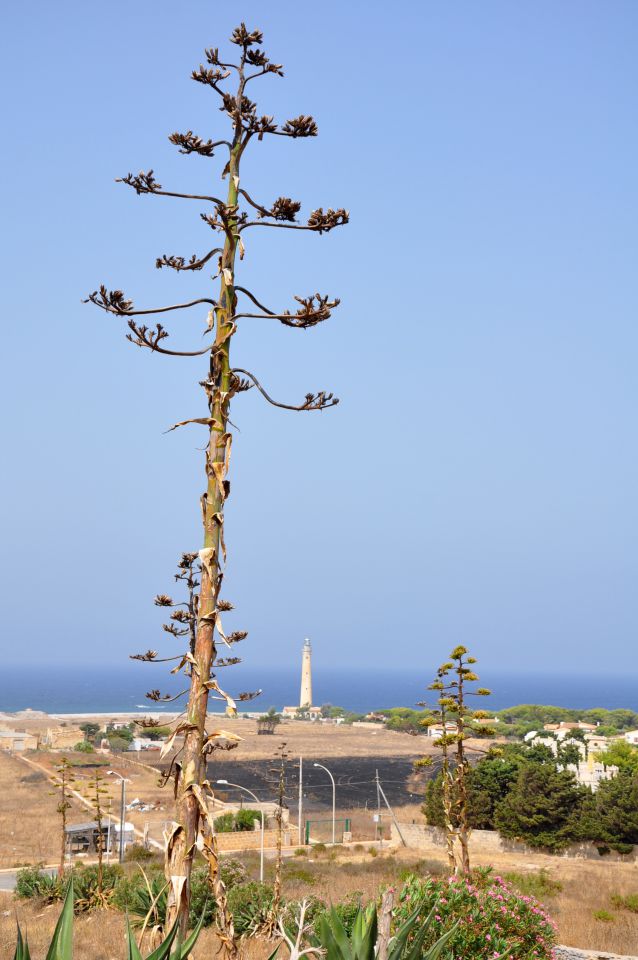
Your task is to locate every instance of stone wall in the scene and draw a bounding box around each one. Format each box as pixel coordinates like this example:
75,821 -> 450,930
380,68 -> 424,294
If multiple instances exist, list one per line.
391,822 -> 636,862
215,829 -> 290,851
555,948 -> 638,960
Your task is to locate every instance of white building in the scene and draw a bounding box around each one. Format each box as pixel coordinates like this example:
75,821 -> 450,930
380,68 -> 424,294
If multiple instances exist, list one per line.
426,722 -> 458,740
526,732 -> 617,791
624,730 -> 638,746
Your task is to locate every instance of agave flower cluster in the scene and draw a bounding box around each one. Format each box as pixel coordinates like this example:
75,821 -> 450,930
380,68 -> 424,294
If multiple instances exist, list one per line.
395,872 -> 557,960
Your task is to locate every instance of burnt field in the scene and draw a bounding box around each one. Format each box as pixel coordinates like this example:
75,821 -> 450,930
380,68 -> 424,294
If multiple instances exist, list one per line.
206,754 -> 441,812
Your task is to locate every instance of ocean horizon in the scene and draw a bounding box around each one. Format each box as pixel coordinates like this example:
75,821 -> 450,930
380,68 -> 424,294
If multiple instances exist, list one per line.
0,663 -> 636,715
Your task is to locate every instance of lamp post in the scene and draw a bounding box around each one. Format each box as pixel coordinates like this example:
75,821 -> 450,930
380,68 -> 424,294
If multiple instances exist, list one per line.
313,762 -> 336,846
107,771 -> 129,864
216,779 -> 265,881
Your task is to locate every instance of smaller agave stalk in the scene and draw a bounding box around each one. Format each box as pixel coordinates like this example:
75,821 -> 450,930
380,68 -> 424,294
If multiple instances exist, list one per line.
49,757 -> 76,878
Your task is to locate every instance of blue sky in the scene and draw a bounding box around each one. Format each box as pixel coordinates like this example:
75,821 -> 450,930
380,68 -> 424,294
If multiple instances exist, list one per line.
1,1 -> 637,678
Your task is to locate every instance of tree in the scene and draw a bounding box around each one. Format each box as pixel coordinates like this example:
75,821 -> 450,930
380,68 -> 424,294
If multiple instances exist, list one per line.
417,646 -> 492,874
494,763 -> 586,852
257,708 -> 281,735
142,725 -> 172,741
80,722 -> 100,743
87,23 -> 346,937
424,749 -> 521,831
106,724 -> 134,743
581,771 -> 638,852
594,740 -> 638,774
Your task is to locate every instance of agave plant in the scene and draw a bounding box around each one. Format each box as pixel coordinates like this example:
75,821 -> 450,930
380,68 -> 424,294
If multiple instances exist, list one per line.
315,900 -> 459,960
271,898 -> 460,960
12,881 -> 205,960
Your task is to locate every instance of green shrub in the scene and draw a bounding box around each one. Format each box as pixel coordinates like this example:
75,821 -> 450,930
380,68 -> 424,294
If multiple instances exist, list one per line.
312,842 -> 327,854
394,872 -> 557,960
219,857 -> 249,889
623,893 -> 638,913
610,892 -> 638,913
234,808 -> 262,832
367,846 -> 377,857
609,841 -> 634,855
214,812 -> 235,833
74,741 -> 94,753
504,868 -> 563,899
15,864 -> 121,910
283,865 -> 317,885
593,909 -> 616,923
73,864 -> 121,911
227,881 -> 275,935
293,847 -> 308,857
124,843 -> 155,862
15,866 -> 64,902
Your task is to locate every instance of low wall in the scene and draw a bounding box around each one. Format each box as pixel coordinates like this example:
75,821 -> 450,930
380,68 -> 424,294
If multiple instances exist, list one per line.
391,823 -> 636,862
215,829 -> 291,851
555,948 -> 638,960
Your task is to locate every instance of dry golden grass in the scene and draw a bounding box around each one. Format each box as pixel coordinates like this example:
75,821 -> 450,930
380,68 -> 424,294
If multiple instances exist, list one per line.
0,900 -> 275,960
3,848 -> 638,957
0,750 -> 86,867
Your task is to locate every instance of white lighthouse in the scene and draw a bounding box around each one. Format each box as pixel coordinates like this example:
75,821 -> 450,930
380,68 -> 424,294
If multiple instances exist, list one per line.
299,639 -> 313,708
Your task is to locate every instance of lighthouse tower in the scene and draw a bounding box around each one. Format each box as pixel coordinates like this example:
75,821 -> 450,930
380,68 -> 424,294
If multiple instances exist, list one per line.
299,639 -> 313,708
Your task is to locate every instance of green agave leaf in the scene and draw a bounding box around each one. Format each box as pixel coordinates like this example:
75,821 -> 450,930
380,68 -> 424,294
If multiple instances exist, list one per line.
422,920 -> 460,960
388,902 -> 433,960
13,923 -> 32,960
353,905 -> 376,960
317,910 -> 352,960
45,880 -> 74,960
173,904 -> 207,960
126,916 -> 144,960
141,918 -> 179,960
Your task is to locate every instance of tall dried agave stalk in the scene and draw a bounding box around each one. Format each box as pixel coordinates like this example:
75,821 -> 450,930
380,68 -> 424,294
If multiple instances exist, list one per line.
418,646 -> 492,875
50,757 -> 75,878
85,769 -> 109,899
137,552 -> 245,953
265,743 -> 289,937
86,23 -> 346,936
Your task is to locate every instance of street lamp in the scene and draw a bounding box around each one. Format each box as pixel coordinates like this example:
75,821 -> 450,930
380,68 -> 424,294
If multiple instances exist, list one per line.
313,762 -> 336,846
107,771 -> 130,864
216,779 -> 265,881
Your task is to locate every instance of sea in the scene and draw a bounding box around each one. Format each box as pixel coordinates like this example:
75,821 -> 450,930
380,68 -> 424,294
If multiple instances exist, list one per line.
0,663 -> 636,715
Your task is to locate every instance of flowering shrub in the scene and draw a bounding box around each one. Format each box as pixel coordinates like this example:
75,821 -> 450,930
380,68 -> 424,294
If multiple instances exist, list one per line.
395,872 -> 557,960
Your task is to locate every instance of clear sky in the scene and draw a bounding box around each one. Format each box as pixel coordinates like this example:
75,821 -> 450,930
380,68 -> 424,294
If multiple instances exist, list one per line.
1,1 -> 636,678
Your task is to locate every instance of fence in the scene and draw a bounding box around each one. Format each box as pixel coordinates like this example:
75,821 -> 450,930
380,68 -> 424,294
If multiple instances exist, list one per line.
305,818 -> 351,844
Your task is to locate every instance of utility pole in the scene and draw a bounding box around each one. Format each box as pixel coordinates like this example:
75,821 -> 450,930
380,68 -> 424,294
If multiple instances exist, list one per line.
377,777 -> 406,847
375,768 -> 381,846
107,771 -> 129,863
298,756 -> 303,846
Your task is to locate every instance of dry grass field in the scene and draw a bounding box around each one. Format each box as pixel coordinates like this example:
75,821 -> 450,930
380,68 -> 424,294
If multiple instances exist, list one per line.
2,847 -> 638,957
0,750 -> 87,867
